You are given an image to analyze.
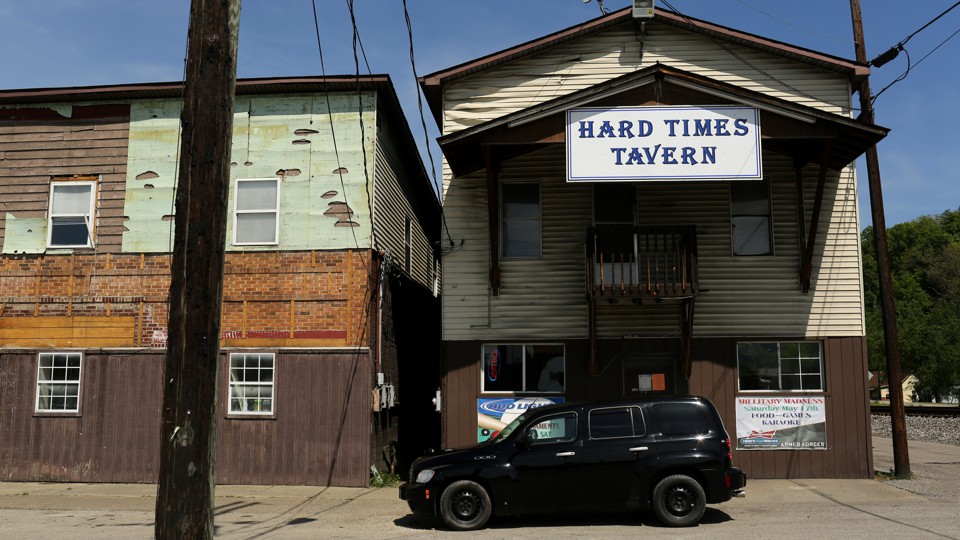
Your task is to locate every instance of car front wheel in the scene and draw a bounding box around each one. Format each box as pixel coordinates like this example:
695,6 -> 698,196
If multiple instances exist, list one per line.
439,480 -> 492,531
652,474 -> 706,527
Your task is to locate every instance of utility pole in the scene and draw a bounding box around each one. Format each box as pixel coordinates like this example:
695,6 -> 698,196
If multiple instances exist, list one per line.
155,1 -> 241,538
849,0 -> 911,478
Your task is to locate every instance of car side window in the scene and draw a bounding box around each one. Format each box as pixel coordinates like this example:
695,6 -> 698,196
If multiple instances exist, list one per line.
527,412 -> 577,445
589,406 -> 644,439
653,402 -> 710,436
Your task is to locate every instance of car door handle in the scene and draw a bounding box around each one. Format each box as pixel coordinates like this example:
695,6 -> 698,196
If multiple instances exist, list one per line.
556,451 -> 576,457
629,446 -> 649,452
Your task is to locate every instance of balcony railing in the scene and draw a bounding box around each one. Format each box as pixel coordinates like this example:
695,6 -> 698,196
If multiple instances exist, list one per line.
587,225 -> 699,300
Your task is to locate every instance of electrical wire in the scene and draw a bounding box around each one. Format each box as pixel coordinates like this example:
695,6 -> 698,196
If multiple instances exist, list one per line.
733,0 -> 851,44
873,25 -> 960,103
401,0 -> 461,254
345,0 -> 376,264
659,0 -> 830,106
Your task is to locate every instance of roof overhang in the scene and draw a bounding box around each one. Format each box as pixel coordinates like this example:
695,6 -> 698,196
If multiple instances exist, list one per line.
439,64 -> 887,177
419,7 -> 869,127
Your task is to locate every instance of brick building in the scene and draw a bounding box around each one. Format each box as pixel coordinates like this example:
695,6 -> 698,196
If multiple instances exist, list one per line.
0,76 -> 441,486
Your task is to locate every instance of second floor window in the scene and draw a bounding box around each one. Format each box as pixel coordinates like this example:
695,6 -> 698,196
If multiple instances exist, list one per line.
234,178 -> 280,245
730,178 -> 772,256
48,180 -> 96,248
501,182 -> 541,259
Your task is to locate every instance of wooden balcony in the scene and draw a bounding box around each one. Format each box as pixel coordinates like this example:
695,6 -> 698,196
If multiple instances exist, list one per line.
586,225 -> 699,302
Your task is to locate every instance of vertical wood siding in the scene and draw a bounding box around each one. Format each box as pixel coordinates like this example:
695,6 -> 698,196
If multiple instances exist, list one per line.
443,336 -> 872,479
0,105 -> 131,254
0,350 -> 373,486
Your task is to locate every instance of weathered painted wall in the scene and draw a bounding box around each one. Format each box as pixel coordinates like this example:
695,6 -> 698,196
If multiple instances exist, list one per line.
122,92 -> 378,253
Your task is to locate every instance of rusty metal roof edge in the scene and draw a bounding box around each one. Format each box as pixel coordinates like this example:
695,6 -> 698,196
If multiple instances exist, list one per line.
0,75 -> 394,104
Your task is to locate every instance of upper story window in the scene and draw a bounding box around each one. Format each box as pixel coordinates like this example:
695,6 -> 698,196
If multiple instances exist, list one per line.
36,352 -> 83,413
737,341 -> 824,392
234,178 -> 280,245
730,178 -> 772,256
48,179 -> 97,248
501,182 -> 541,259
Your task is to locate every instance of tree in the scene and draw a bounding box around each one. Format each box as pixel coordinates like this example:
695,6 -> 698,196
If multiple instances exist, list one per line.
862,208 -> 960,402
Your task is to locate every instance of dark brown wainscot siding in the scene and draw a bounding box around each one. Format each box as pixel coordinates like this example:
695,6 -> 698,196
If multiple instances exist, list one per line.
217,351 -> 372,487
0,350 -> 373,486
442,336 -> 872,480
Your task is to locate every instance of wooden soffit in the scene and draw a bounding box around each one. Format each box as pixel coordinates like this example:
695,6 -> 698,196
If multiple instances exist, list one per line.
440,64 -> 888,177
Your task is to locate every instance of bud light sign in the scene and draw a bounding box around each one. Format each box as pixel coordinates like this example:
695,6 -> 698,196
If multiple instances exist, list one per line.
477,397 -> 564,442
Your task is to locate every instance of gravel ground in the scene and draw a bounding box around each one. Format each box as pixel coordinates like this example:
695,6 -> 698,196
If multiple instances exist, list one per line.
871,414 -> 960,446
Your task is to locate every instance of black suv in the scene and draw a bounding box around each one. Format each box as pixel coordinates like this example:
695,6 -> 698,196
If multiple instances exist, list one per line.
399,396 -> 746,530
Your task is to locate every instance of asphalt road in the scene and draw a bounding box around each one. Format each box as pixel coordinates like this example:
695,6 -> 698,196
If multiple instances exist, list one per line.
0,437 -> 956,539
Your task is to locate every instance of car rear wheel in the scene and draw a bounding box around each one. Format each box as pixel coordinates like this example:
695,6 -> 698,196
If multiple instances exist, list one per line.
652,474 -> 706,527
439,480 -> 492,531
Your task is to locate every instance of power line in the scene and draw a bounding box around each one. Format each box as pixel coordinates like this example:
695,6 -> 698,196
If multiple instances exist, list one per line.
733,0 -> 851,43
873,25 -> 960,102
401,0 -> 459,253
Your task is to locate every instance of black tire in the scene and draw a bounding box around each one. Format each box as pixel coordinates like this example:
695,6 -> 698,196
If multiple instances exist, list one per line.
652,474 -> 706,527
439,480 -> 492,531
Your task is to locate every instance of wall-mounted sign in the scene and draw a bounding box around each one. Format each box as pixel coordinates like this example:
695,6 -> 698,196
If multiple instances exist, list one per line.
566,106 -> 762,182
735,396 -> 827,450
477,397 -> 564,442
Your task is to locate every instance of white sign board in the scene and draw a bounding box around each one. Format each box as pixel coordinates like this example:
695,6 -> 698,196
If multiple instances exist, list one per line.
566,106 -> 762,182
735,396 -> 827,450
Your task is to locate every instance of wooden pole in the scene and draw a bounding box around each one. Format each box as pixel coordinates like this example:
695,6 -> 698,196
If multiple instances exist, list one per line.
849,0 -> 910,478
155,1 -> 241,538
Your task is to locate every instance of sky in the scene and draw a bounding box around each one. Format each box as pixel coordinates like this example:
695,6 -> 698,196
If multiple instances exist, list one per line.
1,0 -> 958,228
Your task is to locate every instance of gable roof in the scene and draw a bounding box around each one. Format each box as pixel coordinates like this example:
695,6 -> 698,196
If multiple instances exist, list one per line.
420,6 -> 869,126
438,63 -> 887,177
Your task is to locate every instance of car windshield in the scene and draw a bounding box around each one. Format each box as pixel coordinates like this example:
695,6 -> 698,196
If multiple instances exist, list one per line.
488,414 -> 526,444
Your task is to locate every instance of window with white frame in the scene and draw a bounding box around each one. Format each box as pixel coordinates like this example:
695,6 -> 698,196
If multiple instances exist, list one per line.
35,352 -> 83,413
233,178 -> 279,245
730,178 -> 772,256
228,352 -> 275,415
48,180 -> 96,248
482,344 -> 564,393
737,341 -> 824,391
501,183 -> 541,259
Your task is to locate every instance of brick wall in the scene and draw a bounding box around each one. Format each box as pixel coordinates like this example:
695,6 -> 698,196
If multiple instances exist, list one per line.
0,249 -> 377,349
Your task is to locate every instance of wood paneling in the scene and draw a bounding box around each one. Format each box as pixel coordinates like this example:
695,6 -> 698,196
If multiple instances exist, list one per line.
0,349 -> 374,486
0,106 -> 130,254
0,316 -> 136,348
443,335 -> 872,479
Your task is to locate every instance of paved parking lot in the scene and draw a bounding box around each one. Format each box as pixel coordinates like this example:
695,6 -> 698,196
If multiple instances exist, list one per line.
1,437 -> 956,539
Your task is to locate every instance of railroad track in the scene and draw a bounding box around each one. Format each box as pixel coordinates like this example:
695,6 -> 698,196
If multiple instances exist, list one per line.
871,404 -> 960,417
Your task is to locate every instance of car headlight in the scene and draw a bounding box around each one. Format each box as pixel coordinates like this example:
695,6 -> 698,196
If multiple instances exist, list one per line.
415,469 -> 435,483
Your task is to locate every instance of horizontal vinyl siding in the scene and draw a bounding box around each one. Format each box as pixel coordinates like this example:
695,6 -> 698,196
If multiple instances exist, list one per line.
372,136 -> 435,291
442,146 -> 864,340
442,22 -> 852,134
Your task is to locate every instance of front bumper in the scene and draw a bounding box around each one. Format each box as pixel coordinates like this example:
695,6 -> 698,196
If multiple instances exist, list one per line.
398,482 -> 436,516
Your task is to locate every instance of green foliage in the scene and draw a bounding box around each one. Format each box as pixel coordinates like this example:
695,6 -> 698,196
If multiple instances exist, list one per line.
862,208 -> 960,402
370,469 -> 402,488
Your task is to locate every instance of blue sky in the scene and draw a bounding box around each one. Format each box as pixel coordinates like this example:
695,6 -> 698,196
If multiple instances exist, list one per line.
2,0 -> 957,227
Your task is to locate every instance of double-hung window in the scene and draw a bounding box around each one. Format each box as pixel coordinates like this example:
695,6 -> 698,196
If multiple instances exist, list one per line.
501,183 -> 541,259
730,178 -> 772,256
228,352 -> 275,415
48,180 -> 96,248
234,178 -> 280,245
737,341 -> 824,391
35,352 -> 83,413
